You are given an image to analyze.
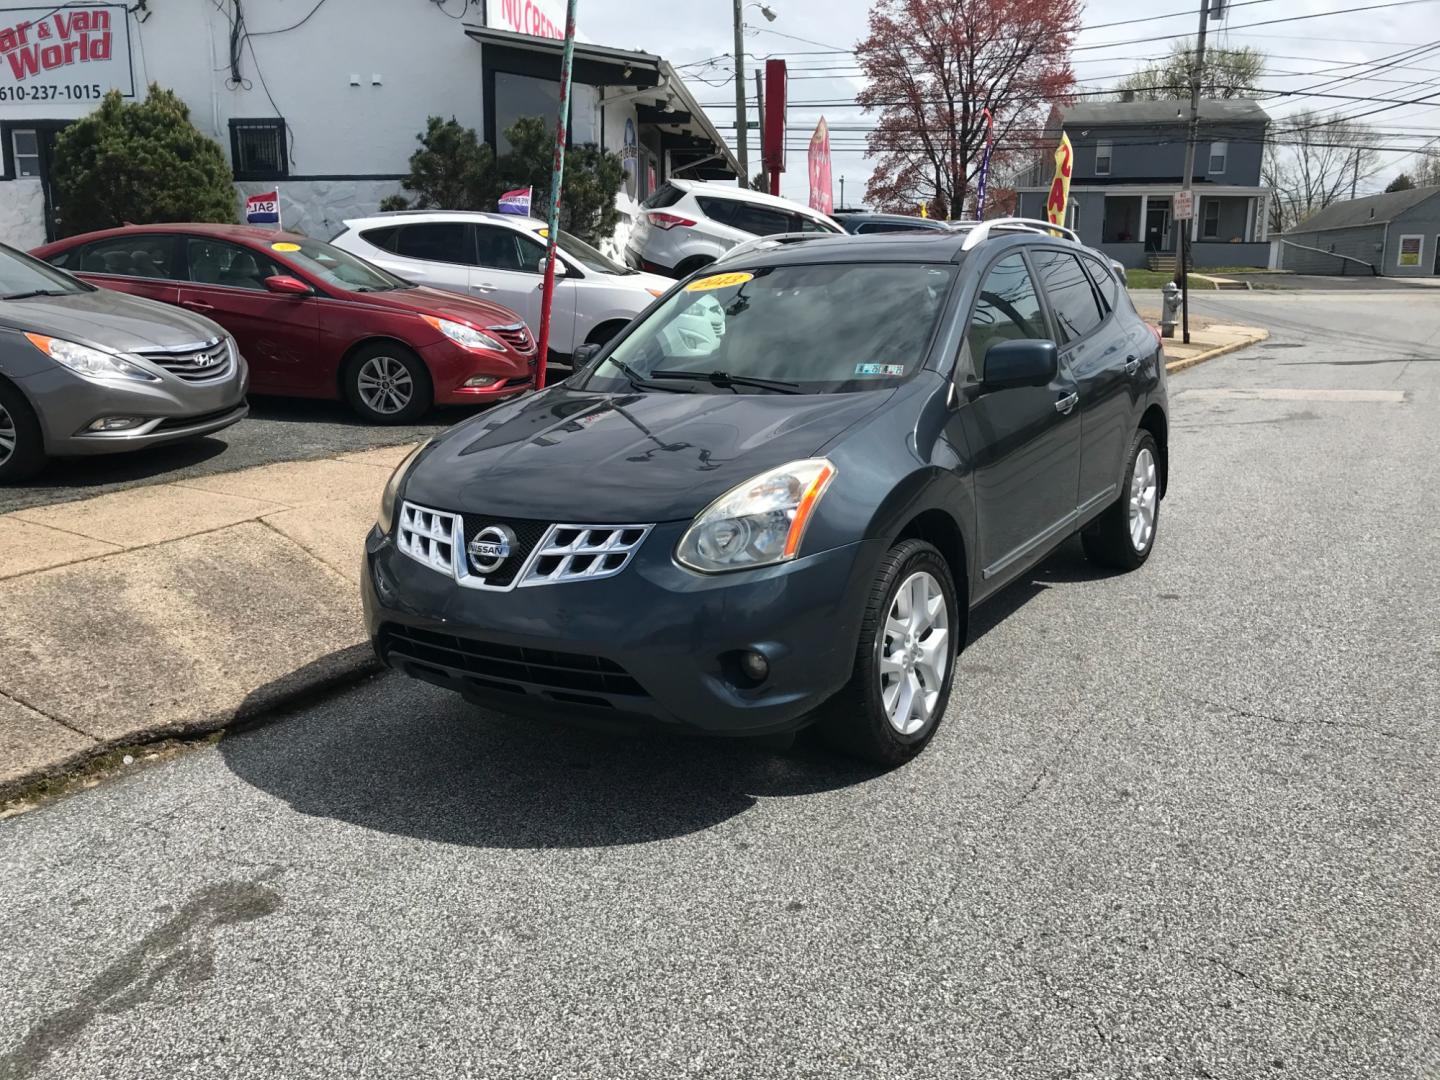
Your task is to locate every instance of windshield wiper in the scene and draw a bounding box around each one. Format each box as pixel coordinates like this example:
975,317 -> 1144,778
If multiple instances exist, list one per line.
650,369 -> 802,394
2,288 -> 72,300
609,358 -> 692,393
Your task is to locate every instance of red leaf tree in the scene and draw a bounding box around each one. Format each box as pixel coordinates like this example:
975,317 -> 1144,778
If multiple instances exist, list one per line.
855,0 -> 1079,218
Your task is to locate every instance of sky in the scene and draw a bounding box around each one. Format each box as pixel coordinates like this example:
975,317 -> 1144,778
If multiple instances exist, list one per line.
576,0 -> 1440,207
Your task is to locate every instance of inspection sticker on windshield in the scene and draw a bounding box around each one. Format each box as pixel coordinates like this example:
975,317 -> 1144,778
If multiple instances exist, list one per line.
271,242 -> 301,252
856,363 -> 905,377
685,271 -> 753,292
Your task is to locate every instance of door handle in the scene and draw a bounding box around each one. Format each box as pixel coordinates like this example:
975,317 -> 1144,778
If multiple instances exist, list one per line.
1124,355 -> 1140,375
472,282 -> 497,294
1055,392 -> 1079,415
181,300 -> 214,312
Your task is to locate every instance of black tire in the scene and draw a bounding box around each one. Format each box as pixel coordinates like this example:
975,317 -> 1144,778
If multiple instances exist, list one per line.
0,379 -> 46,484
343,342 -> 432,425
1081,429 -> 1161,571
818,539 -> 960,767
673,256 -> 715,280
587,320 -> 631,348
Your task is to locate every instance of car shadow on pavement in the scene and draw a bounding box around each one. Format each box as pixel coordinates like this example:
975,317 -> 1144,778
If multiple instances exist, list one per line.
244,395 -> 482,429
8,436 -> 231,499
219,667 -> 886,850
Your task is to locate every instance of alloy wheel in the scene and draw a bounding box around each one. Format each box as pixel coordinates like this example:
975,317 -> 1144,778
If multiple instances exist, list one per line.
357,356 -> 414,416
1129,447 -> 1158,553
878,570 -> 950,735
0,400 -> 15,467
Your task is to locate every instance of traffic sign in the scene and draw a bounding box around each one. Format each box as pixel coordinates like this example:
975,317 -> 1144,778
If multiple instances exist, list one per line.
1174,189 -> 1195,221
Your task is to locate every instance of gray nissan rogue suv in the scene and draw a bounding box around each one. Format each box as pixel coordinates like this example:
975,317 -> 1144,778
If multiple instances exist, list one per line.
0,242 -> 248,482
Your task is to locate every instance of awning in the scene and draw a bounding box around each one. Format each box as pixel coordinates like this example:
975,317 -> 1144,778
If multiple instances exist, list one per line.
464,25 -> 739,181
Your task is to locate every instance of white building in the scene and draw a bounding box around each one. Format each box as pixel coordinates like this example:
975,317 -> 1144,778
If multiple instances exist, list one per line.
0,0 -> 739,250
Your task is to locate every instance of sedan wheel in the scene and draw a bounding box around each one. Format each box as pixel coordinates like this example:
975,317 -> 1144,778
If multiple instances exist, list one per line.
344,344 -> 432,425
1081,429 -> 1162,571
0,400 -> 15,468
1129,446 -> 1159,553
0,381 -> 45,484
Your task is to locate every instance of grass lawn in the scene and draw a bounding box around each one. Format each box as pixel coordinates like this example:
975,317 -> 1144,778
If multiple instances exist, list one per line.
1126,270 -> 1218,290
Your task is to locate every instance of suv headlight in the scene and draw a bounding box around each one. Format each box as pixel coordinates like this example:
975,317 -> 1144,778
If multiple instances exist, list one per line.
24,333 -> 158,383
378,439 -> 430,534
677,458 -> 836,573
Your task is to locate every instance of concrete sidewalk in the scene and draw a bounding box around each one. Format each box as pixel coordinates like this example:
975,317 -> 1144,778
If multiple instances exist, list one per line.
1133,303 -> 1270,372
0,443 -> 415,800
0,313 -> 1269,802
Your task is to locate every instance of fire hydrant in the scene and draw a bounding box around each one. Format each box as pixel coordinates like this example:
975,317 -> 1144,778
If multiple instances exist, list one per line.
1160,281 -> 1181,339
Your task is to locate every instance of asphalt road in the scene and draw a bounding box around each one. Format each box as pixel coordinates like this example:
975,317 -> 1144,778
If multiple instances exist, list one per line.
3,292 -> 1438,1079
0,396 -> 470,515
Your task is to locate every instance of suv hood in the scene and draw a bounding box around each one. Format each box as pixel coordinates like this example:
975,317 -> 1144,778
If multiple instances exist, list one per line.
0,288 -> 223,351
404,383 -> 891,522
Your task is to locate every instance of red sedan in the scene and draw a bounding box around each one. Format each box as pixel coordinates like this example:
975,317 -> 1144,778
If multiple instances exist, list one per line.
33,224 -> 537,423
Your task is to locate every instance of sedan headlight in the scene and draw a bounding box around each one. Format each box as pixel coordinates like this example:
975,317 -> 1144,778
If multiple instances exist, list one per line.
378,439 -> 430,534
677,458 -> 836,573
420,315 -> 504,353
24,333 -> 158,383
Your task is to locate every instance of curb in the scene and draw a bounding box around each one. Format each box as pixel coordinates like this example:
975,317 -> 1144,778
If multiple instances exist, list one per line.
1164,327 -> 1270,374
0,644 -> 382,807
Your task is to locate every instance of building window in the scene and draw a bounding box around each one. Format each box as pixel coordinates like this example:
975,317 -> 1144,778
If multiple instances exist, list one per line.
11,129 -> 40,177
1202,199 -> 1220,239
1094,140 -> 1112,177
229,119 -> 288,180
1208,141 -> 1227,174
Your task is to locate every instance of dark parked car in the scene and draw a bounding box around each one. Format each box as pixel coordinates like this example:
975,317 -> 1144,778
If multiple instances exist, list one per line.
0,242 -> 247,483
831,210 -> 954,235
33,225 -> 538,423
362,222 -> 1167,765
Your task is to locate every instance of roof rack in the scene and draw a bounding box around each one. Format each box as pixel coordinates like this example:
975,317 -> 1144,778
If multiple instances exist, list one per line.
713,231 -> 838,264
959,217 -> 1080,251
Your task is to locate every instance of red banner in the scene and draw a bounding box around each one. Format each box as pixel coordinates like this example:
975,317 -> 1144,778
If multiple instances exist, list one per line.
807,117 -> 832,214
763,59 -> 787,175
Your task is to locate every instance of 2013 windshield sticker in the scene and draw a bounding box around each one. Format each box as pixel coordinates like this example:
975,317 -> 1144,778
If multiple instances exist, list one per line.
685,271 -> 754,292
856,363 -> 905,377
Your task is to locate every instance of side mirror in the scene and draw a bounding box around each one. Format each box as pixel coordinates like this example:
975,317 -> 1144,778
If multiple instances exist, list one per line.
264,275 -> 311,296
571,342 -> 601,369
536,256 -> 568,277
981,339 -> 1058,392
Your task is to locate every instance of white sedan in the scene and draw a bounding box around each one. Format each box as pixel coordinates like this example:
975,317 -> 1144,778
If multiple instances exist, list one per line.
330,211 -> 674,358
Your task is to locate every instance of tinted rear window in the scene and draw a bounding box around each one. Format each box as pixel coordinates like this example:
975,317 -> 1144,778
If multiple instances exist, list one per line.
642,183 -> 685,210
1031,249 -> 1103,343
1081,253 -> 1119,311
360,226 -> 400,253
394,223 -> 471,265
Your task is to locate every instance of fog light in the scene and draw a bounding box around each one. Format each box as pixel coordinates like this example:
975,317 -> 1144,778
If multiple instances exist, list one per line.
462,375 -> 500,388
739,650 -> 769,683
87,416 -> 144,432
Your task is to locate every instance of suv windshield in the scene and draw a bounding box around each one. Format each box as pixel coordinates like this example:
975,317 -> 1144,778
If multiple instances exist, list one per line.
549,229 -> 634,275
583,261 -> 955,395
0,243 -> 89,299
275,237 -> 409,292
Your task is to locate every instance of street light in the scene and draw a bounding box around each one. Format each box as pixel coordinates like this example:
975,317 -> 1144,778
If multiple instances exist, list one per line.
733,2 -> 778,184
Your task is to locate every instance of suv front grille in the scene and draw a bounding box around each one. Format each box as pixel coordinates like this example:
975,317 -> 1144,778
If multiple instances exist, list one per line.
378,623 -> 648,698
396,501 -> 652,590
490,322 -> 535,354
135,339 -> 232,382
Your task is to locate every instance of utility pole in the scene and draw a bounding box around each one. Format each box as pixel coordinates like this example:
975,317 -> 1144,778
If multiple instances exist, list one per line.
1351,150 -> 1360,198
839,175 -> 845,210
1174,0 -> 1210,346
732,0 -> 748,184
754,67 -> 765,189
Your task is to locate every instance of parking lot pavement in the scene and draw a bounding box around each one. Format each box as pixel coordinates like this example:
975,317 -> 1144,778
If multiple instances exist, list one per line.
2,293 -> 1439,1078
0,396 -> 470,516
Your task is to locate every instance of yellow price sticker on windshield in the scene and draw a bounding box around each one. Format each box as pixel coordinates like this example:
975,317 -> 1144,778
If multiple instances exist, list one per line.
271,242 -> 301,252
685,271 -> 753,292
536,228 -> 549,238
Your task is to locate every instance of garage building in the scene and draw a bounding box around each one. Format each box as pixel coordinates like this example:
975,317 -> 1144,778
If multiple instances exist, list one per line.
1277,186 -> 1440,276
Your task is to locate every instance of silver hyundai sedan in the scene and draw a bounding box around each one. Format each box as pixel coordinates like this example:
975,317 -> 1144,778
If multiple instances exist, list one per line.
0,243 -> 248,483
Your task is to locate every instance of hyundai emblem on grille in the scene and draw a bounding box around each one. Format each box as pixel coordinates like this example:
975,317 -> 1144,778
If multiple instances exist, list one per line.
467,525 -> 515,574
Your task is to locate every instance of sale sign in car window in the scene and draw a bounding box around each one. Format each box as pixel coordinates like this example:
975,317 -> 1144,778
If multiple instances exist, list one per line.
0,4 -> 133,105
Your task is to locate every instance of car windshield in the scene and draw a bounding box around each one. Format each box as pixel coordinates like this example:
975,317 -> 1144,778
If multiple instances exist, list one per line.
545,229 -> 634,276
273,237 -> 409,292
582,261 -> 955,395
0,243 -> 89,298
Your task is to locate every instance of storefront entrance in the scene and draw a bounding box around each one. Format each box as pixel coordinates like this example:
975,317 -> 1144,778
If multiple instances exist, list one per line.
3,122 -> 67,242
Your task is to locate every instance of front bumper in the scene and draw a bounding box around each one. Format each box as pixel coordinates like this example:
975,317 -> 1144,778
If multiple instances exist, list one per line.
363,520 -> 885,736
419,339 -> 535,405
18,356 -> 249,456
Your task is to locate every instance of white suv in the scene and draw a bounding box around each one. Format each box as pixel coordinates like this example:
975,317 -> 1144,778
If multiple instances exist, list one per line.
330,212 -> 673,357
625,179 -> 844,278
